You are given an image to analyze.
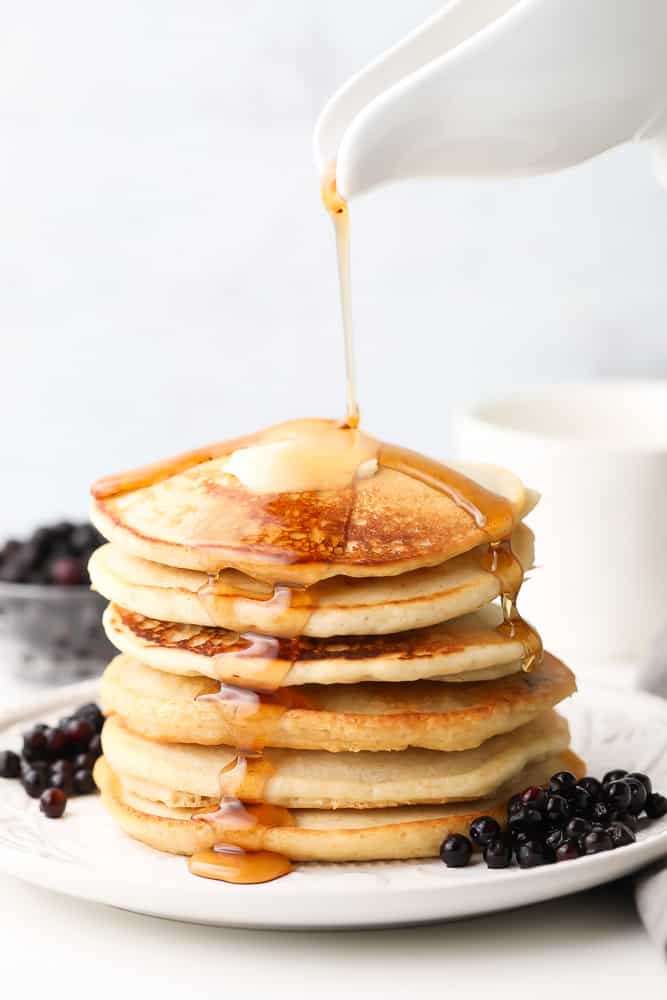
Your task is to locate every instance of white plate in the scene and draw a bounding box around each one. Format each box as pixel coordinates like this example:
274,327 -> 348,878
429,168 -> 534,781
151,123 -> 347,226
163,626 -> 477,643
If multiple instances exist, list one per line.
1,683 -> 666,929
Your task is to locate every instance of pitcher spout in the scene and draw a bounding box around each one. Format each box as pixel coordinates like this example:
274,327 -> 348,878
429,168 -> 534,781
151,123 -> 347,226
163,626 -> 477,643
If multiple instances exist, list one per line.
316,0 -> 667,198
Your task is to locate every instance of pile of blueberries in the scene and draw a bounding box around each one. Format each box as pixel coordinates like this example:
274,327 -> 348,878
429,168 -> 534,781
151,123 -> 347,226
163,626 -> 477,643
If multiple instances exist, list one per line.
0,521 -> 105,586
0,702 -> 104,819
441,768 -> 667,869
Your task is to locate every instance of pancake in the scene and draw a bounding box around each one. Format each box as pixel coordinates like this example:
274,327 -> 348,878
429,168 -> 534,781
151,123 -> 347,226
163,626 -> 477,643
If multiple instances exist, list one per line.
100,710 -> 570,809
94,749 -> 584,861
101,652 -> 575,752
90,420 -> 532,585
102,601 -> 531,686
90,523 -> 534,638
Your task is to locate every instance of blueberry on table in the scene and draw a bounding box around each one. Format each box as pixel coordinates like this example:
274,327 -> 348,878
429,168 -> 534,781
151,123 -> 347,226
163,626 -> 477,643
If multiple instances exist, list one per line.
607,822 -> 636,848
440,834 -> 473,868
22,727 -> 48,763
0,750 -> 20,779
44,727 -> 67,759
73,703 -> 105,734
21,767 -> 47,798
63,718 -> 94,752
72,769 -> 96,796
39,788 -> 67,819
645,792 -> 667,819
469,815 -> 501,847
545,828 -> 565,851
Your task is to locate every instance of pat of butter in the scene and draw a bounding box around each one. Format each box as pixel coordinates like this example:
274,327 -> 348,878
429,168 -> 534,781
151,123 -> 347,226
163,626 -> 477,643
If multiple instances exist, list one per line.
223,425 -> 379,494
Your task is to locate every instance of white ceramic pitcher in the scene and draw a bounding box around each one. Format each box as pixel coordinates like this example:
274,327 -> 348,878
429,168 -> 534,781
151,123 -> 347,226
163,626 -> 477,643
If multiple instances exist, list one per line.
314,0 -> 667,197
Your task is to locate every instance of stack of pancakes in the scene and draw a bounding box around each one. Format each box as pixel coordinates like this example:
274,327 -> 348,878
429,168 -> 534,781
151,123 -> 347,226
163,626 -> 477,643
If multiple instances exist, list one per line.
90,421 -> 581,872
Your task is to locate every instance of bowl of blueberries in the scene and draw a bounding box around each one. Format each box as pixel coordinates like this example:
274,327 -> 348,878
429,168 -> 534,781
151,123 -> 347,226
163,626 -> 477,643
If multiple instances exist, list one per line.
0,521 -> 115,683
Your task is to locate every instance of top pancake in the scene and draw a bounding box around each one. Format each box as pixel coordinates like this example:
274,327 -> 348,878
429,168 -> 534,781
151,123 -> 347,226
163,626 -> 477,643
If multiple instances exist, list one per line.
90,419 -> 532,586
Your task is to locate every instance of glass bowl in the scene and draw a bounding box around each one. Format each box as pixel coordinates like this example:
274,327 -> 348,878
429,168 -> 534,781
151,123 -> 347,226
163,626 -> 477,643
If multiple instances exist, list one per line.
0,581 -> 114,685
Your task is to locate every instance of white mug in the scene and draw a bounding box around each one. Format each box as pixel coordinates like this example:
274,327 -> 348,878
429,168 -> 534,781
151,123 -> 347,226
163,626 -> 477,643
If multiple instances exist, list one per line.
452,380 -> 667,667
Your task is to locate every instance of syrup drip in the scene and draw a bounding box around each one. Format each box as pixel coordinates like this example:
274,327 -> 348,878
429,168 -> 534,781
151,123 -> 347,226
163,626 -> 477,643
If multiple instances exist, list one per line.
197,682 -> 311,750
377,443 -> 514,534
321,163 -> 358,430
481,539 -> 542,672
194,751 -> 293,883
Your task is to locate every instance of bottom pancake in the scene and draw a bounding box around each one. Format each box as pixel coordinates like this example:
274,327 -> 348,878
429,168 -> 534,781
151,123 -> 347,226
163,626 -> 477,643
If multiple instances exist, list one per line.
94,750 -> 584,862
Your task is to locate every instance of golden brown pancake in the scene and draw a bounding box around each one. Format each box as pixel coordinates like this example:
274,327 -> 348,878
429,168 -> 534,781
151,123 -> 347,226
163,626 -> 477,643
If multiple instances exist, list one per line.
90,520 -> 534,638
94,749 -> 584,861
100,711 -> 570,809
101,652 -> 575,752
90,420 -> 530,585
101,601 -> 530,686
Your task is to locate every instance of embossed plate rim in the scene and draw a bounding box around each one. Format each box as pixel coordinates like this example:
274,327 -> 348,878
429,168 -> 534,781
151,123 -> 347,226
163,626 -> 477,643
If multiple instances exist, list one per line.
1,680 -> 666,929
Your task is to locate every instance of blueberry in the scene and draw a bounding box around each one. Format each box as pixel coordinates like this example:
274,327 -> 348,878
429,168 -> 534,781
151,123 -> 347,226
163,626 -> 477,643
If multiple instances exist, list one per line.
565,816 -> 592,842
604,780 -> 632,813
592,801 -> 611,826
0,750 -> 20,779
626,772 -> 652,798
484,838 -> 512,869
73,751 -> 96,770
544,794 -> 571,826
583,829 -> 613,855
519,786 -> 546,812
44,727 -> 67,759
516,839 -> 550,868
440,834 -> 473,868
39,788 -> 67,819
545,828 -> 565,851
22,727 -> 48,763
512,830 -> 531,847
21,767 -> 47,798
48,769 -> 72,795
603,769 -> 628,785
72,769 -> 96,796
469,815 -> 501,848
508,794 -> 523,816
645,793 -> 667,819
508,806 -> 543,834
608,821 -> 636,848
577,777 -> 602,802
625,777 -> 648,816
572,786 -> 594,817
64,718 -> 94,752
49,556 -> 85,586
73,703 -> 104,734
555,838 -> 581,862
612,811 -> 637,832
548,771 -> 577,799
88,733 -> 102,757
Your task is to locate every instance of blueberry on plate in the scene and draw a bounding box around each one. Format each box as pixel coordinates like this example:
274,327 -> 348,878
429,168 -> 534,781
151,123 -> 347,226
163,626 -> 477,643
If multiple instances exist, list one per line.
440,834 -> 473,868
645,792 -> 667,819
469,815 -> 501,847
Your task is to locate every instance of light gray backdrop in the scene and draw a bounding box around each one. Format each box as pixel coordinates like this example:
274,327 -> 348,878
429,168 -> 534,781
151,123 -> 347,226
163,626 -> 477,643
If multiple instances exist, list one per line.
3,1 -> 667,535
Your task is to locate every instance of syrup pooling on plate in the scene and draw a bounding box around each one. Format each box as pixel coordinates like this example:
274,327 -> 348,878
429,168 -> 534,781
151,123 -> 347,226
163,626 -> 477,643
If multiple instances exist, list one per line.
189,847 -> 292,885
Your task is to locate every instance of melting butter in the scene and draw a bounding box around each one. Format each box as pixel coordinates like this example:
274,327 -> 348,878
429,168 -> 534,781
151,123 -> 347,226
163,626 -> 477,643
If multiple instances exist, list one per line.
222,422 -> 378,493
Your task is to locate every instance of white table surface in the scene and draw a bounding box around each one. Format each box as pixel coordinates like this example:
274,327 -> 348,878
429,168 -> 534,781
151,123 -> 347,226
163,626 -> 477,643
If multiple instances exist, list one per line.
2,667 -> 665,993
